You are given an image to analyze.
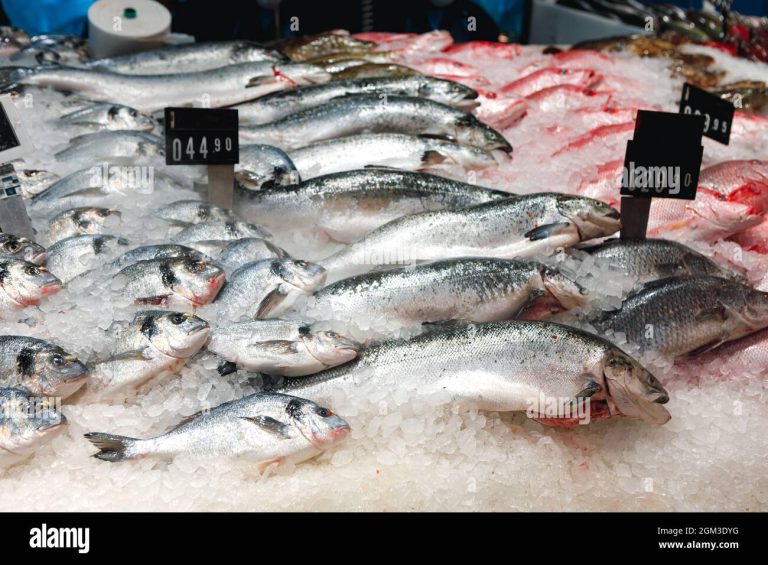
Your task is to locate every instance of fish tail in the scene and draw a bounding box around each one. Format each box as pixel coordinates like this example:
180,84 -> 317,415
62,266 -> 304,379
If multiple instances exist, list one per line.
84,432 -> 138,462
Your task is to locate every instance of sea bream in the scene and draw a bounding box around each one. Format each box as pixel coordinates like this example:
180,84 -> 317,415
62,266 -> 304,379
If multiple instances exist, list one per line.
289,133 -> 499,180
85,392 -> 350,470
234,76 -> 479,125
320,193 -> 621,281
216,238 -> 290,275
272,320 -> 671,426
12,63 -> 331,113
46,235 -> 129,283
85,40 -> 287,75
592,276 -> 768,357
114,257 -> 225,308
156,200 -> 236,226
0,387 -> 67,460
0,336 -> 87,397
110,244 -> 213,271
234,168 -> 510,243
172,221 -> 271,246
306,258 -> 587,340
0,234 -> 46,264
88,311 -> 210,398
0,260 -> 62,309
54,131 -> 163,163
234,144 -> 298,190
239,95 -> 512,152
48,207 -> 121,243
58,103 -> 157,133
207,319 -> 358,376
216,259 -> 326,320
16,169 -> 60,198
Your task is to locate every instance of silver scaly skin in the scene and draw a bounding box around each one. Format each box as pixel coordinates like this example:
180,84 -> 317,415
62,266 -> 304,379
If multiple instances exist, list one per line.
85,41 -> 287,75
156,200 -> 236,226
88,311 -> 210,398
0,387 -> 67,459
289,133 -> 499,180
235,76 -> 479,125
45,235 -> 129,283
234,144 -> 298,191
58,103 -> 158,133
274,320 -> 670,425
55,131 -> 163,162
207,319 -> 358,377
47,206 -> 121,244
110,245 -> 213,272
582,238 -> 738,283
216,238 -> 290,275
320,193 -> 621,282
172,221 -> 271,246
592,276 -> 768,358
84,392 -> 350,468
16,169 -> 60,198
235,168 -> 510,244
0,336 -> 87,398
240,95 -> 511,152
216,259 -> 326,320
308,258 -> 586,339
13,63 -> 331,113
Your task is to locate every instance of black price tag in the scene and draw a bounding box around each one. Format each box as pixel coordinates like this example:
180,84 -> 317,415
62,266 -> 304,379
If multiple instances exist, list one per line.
164,107 -> 239,166
679,82 -> 734,145
0,104 -> 20,153
620,110 -> 704,201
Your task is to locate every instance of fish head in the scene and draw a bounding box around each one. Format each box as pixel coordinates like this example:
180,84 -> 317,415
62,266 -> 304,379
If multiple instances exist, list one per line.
22,346 -> 88,398
274,259 -> 327,294
557,195 -> 621,241
679,251 -> 737,280
0,389 -> 67,455
271,63 -> 332,87
18,169 -> 59,195
235,164 -> 298,191
286,397 -> 350,449
303,329 -> 360,367
455,116 -> 512,153
142,311 -> 211,358
540,266 -> 588,310
0,261 -> 62,306
171,258 -> 226,306
108,105 -> 157,132
0,235 -> 46,264
720,284 -> 768,333
601,349 -> 670,424
419,77 -> 479,107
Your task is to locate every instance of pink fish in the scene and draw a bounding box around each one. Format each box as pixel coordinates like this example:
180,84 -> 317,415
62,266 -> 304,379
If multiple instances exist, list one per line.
501,68 -> 602,98
525,85 -> 611,113
474,89 -> 527,129
443,41 -> 522,59
551,122 -> 635,157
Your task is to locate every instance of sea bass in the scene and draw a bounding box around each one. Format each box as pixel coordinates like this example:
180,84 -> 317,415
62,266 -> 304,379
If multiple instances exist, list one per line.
273,320 -> 671,425
85,392 -> 350,469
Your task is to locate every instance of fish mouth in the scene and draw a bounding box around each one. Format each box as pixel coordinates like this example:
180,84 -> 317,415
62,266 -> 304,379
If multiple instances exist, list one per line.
41,280 -> 64,295
29,251 -> 47,265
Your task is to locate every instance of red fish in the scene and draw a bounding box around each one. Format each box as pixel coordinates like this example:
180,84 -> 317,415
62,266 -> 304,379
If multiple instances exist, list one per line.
502,68 -> 602,98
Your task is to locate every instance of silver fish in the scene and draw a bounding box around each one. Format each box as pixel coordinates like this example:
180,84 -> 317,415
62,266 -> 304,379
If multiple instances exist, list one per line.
58,103 -> 157,133
16,169 -> 60,198
0,234 -> 46,264
308,258 -> 586,339
217,238 -> 290,275
0,336 -> 87,397
592,276 -> 768,357
216,259 -> 326,320
156,200 -> 236,226
290,133 -> 499,180
235,76 -> 479,125
582,238 -> 737,282
110,244 -> 212,271
274,320 -> 671,425
114,257 -> 225,309
240,95 -> 511,152
55,131 -> 163,162
234,168 -> 510,243
172,221 -> 271,246
46,235 -> 129,283
89,311 -> 210,398
0,387 -> 67,459
84,392 -> 350,468
13,63 -> 331,113
48,206 -> 121,243
0,260 -> 62,309
207,319 -> 358,376
320,193 -> 621,281
86,41 -> 287,75
234,144 -> 298,190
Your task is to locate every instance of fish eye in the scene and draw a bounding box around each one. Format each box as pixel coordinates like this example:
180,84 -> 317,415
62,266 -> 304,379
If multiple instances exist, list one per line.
170,314 -> 185,325
5,241 -> 20,252
326,331 -> 338,338
129,109 -> 138,117
296,260 -> 308,267
78,220 -> 92,230
52,354 -> 64,366
24,265 -> 40,276
187,260 -> 205,273
315,407 -> 333,418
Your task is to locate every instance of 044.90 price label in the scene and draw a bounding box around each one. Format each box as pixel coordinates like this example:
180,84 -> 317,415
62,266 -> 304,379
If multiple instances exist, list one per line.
164,107 -> 239,166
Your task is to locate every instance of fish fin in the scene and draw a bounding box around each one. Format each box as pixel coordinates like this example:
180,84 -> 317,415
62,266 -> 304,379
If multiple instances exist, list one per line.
84,432 -> 137,462
694,306 -> 726,324
421,150 -> 447,166
513,288 -> 546,318
248,340 -> 301,356
246,75 -> 280,88
263,239 -> 291,259
418,133 -> 455,142
575,379 -> 602,398
524,222 -> 571,241
255,288 -> 287,319
241,416 -> 292,438
108,349 -> 150,362
136,295 -> 170,306
421,319 -> 473,333
257,456 -> 284,474
687,339 -> 725,358
217,361 -> 238,376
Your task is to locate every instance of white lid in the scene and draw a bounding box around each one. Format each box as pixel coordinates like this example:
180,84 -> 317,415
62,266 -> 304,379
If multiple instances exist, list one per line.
88,0 -> 171,39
